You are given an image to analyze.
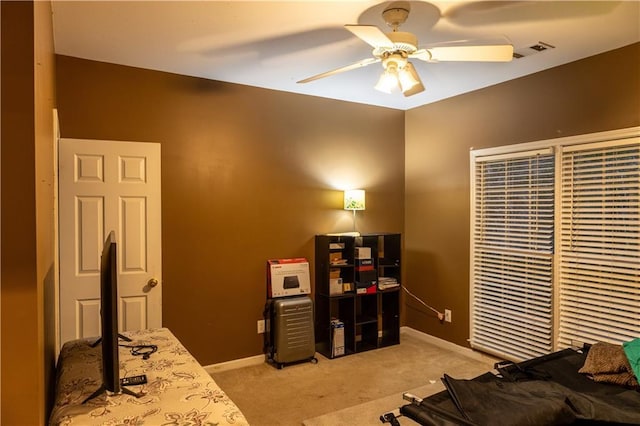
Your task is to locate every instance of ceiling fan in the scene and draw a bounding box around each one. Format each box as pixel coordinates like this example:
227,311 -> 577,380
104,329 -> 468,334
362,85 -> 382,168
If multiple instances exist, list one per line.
297,1 -> 514,97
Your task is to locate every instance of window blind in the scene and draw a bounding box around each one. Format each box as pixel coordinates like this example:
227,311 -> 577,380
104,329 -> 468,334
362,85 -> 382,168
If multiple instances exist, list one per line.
558,139 -> 640,347
471,151 -> 555,361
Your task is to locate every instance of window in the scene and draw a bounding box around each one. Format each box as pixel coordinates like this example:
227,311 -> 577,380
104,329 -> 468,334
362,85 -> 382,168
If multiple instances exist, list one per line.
470,128 -> 639,361
471,149 -> 555,361
558,140 -> 640,347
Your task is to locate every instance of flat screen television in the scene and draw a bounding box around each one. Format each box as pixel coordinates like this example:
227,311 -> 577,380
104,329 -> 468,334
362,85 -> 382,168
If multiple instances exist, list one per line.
84,231 -> 138,403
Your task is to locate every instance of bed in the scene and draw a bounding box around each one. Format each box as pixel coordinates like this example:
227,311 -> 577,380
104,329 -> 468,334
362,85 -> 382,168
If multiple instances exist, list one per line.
383,343 -> 640,426
49,327 -> 249,425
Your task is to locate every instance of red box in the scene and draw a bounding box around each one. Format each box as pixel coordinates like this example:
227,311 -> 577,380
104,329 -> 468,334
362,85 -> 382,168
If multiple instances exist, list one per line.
356,259 -> 374,272
356,284 -> 377,295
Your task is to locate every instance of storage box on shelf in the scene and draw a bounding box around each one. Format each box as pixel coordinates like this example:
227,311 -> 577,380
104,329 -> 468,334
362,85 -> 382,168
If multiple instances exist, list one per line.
315,233 -> 401,359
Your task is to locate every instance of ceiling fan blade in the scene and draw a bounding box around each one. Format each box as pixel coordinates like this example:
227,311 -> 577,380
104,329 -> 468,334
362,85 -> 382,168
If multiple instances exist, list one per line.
345,24 -> 394,49
410,49 -> 432,61
425,44 -> 514,62
297,57 -> 380,84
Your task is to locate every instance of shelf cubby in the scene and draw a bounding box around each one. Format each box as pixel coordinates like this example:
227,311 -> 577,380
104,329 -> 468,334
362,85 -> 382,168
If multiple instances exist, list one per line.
315,233 -> 401,359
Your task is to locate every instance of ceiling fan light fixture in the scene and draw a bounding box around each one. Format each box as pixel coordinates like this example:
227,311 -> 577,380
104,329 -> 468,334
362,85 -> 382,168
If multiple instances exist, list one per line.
401,62 -> 425,96
398,66 -> 419,92
375,67 -> 399,94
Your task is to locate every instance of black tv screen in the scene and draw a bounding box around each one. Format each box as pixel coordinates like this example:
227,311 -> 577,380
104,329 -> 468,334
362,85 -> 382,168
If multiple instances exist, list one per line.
83,231 -> 126,403
100,230 -> 120,394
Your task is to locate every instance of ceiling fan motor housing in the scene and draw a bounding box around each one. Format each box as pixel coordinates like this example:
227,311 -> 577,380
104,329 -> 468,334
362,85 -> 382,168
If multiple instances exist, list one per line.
373,31 -> 418,58
381,53 -> 408,71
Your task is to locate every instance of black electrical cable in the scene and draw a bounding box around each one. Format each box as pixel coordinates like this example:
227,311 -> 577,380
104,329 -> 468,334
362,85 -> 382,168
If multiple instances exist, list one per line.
120,344 -> 158,360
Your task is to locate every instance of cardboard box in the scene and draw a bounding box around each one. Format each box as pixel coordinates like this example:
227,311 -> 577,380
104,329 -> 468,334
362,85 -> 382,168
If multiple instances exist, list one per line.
355,247 -> 371,259
330,268 -> 341,279
267,258 -> 311,298
329,252 -> 347,265
330,278 -> 343,295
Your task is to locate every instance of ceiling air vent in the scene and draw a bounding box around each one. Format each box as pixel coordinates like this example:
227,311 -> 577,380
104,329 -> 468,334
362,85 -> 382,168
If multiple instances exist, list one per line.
513,41 -> 556,59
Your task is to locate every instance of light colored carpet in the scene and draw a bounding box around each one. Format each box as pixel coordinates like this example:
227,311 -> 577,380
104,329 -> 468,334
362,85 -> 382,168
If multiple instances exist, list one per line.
301,381 -> 444,426
210,328 -> 497,426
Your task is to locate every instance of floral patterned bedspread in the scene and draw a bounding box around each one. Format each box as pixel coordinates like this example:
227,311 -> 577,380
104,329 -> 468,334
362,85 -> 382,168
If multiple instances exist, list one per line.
49,328 -> 249,425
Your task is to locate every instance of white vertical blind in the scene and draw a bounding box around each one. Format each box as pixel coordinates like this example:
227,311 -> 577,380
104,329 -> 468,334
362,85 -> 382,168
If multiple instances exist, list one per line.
558,139 -> 640,347
471,151 -> 555,361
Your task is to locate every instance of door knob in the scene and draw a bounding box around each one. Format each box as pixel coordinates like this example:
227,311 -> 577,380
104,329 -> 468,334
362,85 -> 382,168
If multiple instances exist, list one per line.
147,278 -> 159,288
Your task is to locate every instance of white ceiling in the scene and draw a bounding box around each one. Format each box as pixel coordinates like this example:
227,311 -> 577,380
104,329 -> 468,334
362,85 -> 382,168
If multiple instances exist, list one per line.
51,1 -> 640,111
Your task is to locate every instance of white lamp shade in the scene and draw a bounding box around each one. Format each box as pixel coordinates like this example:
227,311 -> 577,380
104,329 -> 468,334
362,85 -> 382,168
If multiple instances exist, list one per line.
400,62 -> 425,96
374,69 -> 398,94
398,66 -> 419,92
344,189 -> 366,210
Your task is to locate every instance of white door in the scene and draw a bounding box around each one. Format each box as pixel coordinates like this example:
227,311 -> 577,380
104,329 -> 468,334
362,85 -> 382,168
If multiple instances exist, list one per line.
59,138 -> 162,346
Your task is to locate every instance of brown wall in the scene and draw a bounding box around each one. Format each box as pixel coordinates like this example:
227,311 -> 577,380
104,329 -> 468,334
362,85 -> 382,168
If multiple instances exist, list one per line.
404,43 -> 640,347
1,0 -> 57,423
35,0 -> 58,416
55,56 -> 405,365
